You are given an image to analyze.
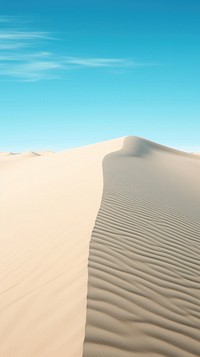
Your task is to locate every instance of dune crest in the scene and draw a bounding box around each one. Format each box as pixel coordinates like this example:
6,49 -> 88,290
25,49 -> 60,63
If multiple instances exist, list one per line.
0,152 -> 16,156
121,136 -> 200,158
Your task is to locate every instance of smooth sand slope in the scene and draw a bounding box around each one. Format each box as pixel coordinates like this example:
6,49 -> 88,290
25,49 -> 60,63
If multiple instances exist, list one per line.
83,137 -> 200,357
0,138 -> 124,357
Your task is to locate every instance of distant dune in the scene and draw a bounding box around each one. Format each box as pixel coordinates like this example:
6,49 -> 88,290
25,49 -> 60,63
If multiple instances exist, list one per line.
1,137 -> 200,357
0,151 -> 55,165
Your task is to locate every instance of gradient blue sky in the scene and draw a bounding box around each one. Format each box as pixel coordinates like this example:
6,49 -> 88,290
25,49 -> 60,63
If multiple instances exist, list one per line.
0,0 -> 200,152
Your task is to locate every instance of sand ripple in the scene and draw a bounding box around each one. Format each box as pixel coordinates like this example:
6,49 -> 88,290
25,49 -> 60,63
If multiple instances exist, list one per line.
83,137 -> 200,357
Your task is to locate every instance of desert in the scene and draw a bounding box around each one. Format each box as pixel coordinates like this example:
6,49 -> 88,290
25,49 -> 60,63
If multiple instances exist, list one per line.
1,136 -> 200,357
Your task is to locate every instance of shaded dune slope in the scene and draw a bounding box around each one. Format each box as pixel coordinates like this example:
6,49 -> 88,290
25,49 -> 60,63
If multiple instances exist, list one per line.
83,136 -> 200,357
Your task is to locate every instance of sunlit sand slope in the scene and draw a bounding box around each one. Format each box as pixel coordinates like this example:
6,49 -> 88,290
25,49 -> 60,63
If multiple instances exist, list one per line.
0,138 -> 124,357
83,136 -> 200,357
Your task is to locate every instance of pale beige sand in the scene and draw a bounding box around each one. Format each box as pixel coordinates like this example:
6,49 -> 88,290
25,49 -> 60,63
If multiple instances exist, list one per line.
83,137 -> 200,357
0,138 -> 124,357
1,137 -> 200,357
0,151 -> 54,162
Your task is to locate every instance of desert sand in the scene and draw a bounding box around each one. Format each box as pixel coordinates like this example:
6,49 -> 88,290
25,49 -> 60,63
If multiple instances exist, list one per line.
1,136 -> 200,357
0,138 -> 124,357
83,137 -> 200,357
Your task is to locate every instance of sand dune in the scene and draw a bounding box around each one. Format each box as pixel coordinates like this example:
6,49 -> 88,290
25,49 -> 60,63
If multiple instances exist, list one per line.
36,150 -> 54,156
83,137 -> 200,356
0,151 -> 54,165
0,152 -> 41,167
1,136 -> 200,357
0,152 -> 16,156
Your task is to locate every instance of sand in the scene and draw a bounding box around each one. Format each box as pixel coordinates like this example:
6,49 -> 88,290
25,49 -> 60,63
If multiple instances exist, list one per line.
1,136 -> 200,357
83,137 -> 200,356
0,138 -> 124,357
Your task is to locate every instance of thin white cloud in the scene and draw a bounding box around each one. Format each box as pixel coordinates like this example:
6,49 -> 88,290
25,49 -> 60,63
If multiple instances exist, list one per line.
0,52 -> 52,61
0,55 -> 142,81
21,61 -> 63,71
0,16 -> 155,81
64,57 -> 133,67
0,31 -> 52,40
0,42 -> 30,50
0,61 -> 62,81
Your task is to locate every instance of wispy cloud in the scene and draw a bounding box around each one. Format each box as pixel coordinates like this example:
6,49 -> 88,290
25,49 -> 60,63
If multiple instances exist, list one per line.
0,61 -> 63,81
64,57 -> 133,68
0,42 -> 30,50
0,31 -> 52,40
0,16 -> 155,81
0,51 -> 52,61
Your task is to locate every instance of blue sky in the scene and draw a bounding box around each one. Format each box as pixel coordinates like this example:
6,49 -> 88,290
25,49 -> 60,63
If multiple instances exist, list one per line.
0,0 -> 200,152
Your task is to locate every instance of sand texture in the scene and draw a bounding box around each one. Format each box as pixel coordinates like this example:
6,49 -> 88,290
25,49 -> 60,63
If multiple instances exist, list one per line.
83,137 -> 200,357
